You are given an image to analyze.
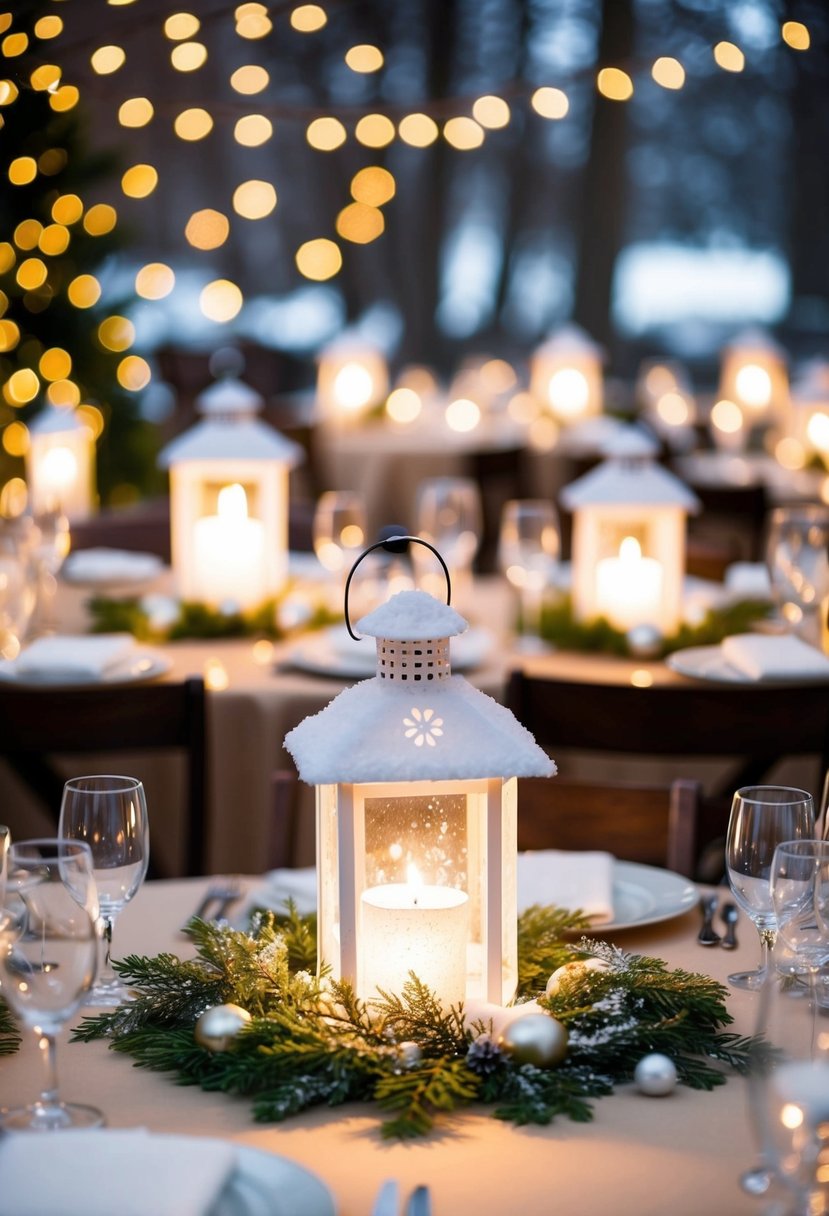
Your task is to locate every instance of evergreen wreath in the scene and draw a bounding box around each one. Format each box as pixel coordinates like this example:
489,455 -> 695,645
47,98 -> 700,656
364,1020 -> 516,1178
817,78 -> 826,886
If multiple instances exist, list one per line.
71,904 -> 755,1139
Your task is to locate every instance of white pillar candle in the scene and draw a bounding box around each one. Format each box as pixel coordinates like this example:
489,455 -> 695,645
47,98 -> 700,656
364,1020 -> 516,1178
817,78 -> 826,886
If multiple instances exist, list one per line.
594,536 -> 663,631
360,880 -> 469,1007
191,483 -> 266,609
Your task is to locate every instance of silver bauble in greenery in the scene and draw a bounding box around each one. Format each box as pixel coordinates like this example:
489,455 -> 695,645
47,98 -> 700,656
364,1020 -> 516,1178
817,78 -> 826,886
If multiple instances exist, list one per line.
634,1052 -> 677,1096
626,624 -> 663,658
498,1013 -> 568,1068
194,1003 -> 252,1052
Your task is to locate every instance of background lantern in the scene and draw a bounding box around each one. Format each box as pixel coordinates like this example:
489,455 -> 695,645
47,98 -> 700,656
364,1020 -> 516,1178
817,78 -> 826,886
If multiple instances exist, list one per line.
787,361 -> 829,469
561,437 -> 699,635
26,406 -> 96,520
529,324 -> 604,425
316,335 -> 389,426
284,553 -> 555,1009
158,376 -> 303,609
717,327 -> 788,427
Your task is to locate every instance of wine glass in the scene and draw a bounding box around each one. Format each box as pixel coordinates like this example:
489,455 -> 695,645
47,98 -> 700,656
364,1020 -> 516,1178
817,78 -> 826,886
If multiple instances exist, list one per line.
726,786 -> 815,990
498,499 -> 560,651
415,477 -> 482,607
770,840 -> 829,979
313,491 -> 367,612
30,506 -> 70,637
0,838 -> 103,1130
766,505 -> 829,645
59,775 -> 149,1006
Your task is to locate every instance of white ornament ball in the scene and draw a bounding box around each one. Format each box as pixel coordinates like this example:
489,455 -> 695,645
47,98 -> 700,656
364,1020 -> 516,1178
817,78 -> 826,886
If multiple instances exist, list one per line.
634,1053 -> 677,1096
398,1041 -> 422,1067
546,958 -> 612,998
194,1003 -> 252,1053
626,624 -> 663,658
499,1014 -> 568,1068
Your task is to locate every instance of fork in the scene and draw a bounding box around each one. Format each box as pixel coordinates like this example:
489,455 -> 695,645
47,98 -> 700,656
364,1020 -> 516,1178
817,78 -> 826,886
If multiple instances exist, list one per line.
186,877 -> 243,926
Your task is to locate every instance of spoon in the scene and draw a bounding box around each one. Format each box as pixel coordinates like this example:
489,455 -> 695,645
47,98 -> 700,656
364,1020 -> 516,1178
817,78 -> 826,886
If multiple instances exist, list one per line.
697,894 -> 721,946
721,903 -> 739,950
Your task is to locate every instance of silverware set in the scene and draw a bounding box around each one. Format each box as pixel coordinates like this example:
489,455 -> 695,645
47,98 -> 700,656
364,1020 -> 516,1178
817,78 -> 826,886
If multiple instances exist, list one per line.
697,894 -> 739,948
372,1180 -> 431,1216
184,877 -> 243,928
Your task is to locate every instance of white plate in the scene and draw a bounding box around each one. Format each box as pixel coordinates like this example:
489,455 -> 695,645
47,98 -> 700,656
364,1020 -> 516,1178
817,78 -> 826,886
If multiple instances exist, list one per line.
213,1144 -> 335,1216
666,644 -> 829,684
0,648 -> 171,687
602,860 -> 698,931
286,625 -> 493,679
61,547 -> 164,589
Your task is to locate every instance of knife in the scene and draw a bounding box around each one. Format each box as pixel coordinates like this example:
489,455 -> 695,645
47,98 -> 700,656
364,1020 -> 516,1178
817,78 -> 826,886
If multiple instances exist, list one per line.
406,1186 -> 431,1216
697,894 -> 721,946
372,1180 -> 400,1216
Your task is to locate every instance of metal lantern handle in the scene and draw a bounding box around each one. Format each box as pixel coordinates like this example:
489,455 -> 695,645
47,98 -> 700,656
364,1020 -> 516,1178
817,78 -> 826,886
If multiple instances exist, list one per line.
343,535 -> 452,640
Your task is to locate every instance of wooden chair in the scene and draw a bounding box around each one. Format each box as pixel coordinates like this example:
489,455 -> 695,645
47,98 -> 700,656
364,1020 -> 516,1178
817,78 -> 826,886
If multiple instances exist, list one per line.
0,677 -> 208,877
507,667 -> 829,799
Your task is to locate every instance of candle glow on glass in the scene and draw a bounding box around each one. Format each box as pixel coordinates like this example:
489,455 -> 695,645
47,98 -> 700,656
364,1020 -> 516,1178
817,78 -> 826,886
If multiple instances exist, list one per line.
594,536 -> 663,631
191,482 -> 266,608
547,368 -> 589,418
333,362 -> 374,412
735,363 -> 773,410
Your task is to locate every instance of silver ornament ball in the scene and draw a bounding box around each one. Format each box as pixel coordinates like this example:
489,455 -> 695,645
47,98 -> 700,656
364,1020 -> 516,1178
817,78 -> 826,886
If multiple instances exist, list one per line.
634,1052 -> 677,1096
626,624 -> 663,658
194,1003 -> 252,1053
499,1013 -> 568,1068
398,1041 -> 422,1067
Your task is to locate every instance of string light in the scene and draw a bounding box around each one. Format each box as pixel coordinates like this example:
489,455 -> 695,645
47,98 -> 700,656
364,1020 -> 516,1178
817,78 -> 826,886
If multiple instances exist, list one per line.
230,64 -> 268,94
199,279 -> 243,322
290,6 -> 327,33
39,347 -> 72,380
39,224 -> 70,256
2,33 -> 29,57
83,204 -> 117,235
782,21 -> 810,50
171,42 -> 207,71
9,157 -> 37,185
13,221 -> 41,250
355,114 -> 395,147
163,13 -> 200,41
119,97 -> 154,127
651,57 -> 684,89
30,63 -> 61,91
90,45 -> 125,74
135,263 -> 175,299
0,242 -> 14,270
336,202 -> 384,244
49,85 -> 78,111
345,44 -> 383,73
714,41 -> 745,71
234,114 -> 272,146
47,378 -> 80,406
307,117 -> 346,150
174,108 -> 213,140
295,238 -> 341,280
232,180 -> 276,219
116,354 -> 152,389
472,95 -> 511,128
350,166 -> 395,206
597,67 -> 633,100
443,117 -> 484,149
98,315 -> 135,351
34,16 -> 63,40
121,164 -> 158,198
52,195 -> 82,224
185,209 -> 229,249
67,274 -> 101,307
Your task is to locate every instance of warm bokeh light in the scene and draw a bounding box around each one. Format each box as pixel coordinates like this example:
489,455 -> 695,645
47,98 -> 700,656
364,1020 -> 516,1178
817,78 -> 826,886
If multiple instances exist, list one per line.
171,41 -> 207,71
807,412 -> 829,454
652,56 -> 685,89
0,79 -> 19,105
117,355 -> 152,390
656,391 -> 691,426
34,15 -> 63,39
0,15 -> 11,36
345,44 -> 383,72
174,108 -> 213,140
472,95 -> 511,129
547,368 -> 589,416
443,117 -> 484,149
711,398 -> 744,434
481,358 -> 517,392
445,397 -> 482,432
199,279 -> 244,323
351,166 -> 395,206
9,157 -> 36,186
355,114 -> 395,147
336,202 -> 384,244
203,658 -> 229,691
307,116 -> 347,150
234,114 -> 272,146
714,41 -> 745,71
0,319 -> 20,352
597,67 -> 633,100
5,368 -> 39,405
30,63 -> 61,91
290,5 -> 327,32
232,180 -> 277,219
13,221 -> 41,250
39,224 -> 70,256
118,97 -> 154,127
230,64 -> 268,93
16,258 -> 48,290
236,10 -> 272,39
398,112 -> 439,146
735,364 -> 772,409
386,387 -> 422,425
0,242 -> 15,271
507,390 -> 539,425
121,164 -> 158,198
775,437 -> 805,470
83,203 -> 117,235
630,669 -> 654,689
185,208 -> 230,249
77,404 -> 105,440
47,378 -> 80,407
67,274 -> 101,307
0,477 -> 27,516
50,85 -> 79,112
98,315 -> 135,352
52,194 -> 83,225
164,12 -> 200,40
39,347 -> 72,381
2,420 -> 29,457
782,21 -> 810,50
296,238 -> 341,281
135,262 -> 175,299
91,45 -> 126,74
2,33 -> 28,57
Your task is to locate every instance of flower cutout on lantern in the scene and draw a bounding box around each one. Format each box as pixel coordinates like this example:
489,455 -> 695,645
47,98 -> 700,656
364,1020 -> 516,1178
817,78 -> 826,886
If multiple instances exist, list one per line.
404,707 -> 444,747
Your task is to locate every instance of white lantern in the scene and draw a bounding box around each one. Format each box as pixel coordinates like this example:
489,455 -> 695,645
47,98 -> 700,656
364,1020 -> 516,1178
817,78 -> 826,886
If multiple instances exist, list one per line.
26,406 -> 95,520
284,562 -> 555,1009
529,324 -> 604,425
718,328 -> 789,425
788,362 -> 829,468
158,377 -> 303,609
561,439 -> 699,635
317,336 -> 389,426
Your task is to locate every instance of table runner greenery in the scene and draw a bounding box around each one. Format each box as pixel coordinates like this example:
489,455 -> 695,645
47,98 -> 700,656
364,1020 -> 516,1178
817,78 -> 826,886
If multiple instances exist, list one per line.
71,904 -> 754,1139
88,593 -> 338,642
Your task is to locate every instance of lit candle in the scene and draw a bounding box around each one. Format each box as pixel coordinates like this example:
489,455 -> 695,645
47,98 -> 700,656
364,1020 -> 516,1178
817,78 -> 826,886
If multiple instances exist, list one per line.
547,368 -> 590,419
39,445 -> 78,503
594,536 -> 663,631
360,865 -> 469,1007
191,483 -> 266,608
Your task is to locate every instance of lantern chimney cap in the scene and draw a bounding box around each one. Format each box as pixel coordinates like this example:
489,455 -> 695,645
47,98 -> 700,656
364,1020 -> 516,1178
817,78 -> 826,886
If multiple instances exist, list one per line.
560,456 -> 700,512
196,376 -> 264,417
356,589 -> 468,641
30,406 -> 85,436
535,322 -> 605,360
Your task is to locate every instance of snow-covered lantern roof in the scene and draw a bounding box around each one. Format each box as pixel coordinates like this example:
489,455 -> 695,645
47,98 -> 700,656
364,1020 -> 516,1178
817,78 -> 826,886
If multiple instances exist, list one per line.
26,406 -> 96,521
529,324 -> 604,425
718,326 -> 789,426
316,334 -> 389,426
285,541 -> 555,1009
560,454 -> 699,635
158,377 -> 303,610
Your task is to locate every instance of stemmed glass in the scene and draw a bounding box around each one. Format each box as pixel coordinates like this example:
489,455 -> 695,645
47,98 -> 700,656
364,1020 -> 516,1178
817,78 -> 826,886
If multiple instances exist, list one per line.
770,840 -> 829,980
498,499 -> 560,651
30,506 -> 70,637
766,505 -> 829,645
725,786 -> 815,990
0,838 -> 103,1129
313,491 -> 368,612
59,775 -> 149,1006
415,477 -> 482,607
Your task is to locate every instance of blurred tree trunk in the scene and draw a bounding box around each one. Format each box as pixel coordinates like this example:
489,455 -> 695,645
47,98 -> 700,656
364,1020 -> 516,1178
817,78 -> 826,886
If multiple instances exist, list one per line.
572,0 -> 633,357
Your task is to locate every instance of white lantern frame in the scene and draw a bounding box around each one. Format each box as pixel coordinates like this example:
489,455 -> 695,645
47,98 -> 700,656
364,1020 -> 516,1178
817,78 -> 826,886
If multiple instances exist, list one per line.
26,406 -> 95,520
718,328 -> 789,425
316,337 -> 389,426
529,325 -> 604,425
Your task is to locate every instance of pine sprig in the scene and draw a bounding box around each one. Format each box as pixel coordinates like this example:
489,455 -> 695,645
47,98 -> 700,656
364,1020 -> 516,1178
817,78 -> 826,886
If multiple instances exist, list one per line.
375,1057 -> 481,1139
516,904 -> 593,997
371,974 -> 468,1056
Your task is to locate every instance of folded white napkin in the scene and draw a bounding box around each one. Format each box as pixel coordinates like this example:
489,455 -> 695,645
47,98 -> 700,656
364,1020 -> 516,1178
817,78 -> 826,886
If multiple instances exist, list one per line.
517,849 -> 615,923
0,1130 -> 237,1216
721,632 -> 829,681
245,866 -> 317,919
63,548 -> 162,583
14,633 -> 135,680
724,561 -> 772,601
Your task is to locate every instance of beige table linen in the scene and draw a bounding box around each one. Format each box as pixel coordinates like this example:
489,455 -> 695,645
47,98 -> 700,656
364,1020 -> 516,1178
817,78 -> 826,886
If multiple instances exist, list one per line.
1,877 -> 763,1216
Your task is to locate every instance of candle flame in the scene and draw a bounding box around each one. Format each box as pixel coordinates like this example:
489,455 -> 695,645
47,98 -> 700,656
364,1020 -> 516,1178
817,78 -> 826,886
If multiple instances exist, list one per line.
217,482 -> 248,521
406,862 -> 423,888
619,536 -> 641,562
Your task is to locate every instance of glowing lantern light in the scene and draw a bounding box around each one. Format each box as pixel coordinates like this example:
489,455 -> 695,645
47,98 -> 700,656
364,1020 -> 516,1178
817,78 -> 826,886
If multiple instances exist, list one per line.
317,337 -> 389,425
530,324 -> 604,424
718,328 -> 788,426
26,407 -> 96,519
